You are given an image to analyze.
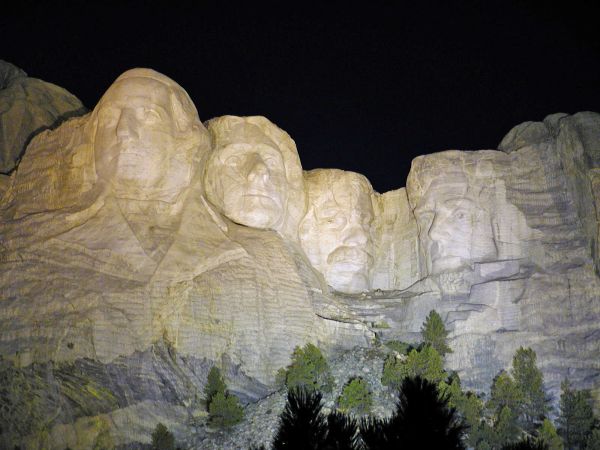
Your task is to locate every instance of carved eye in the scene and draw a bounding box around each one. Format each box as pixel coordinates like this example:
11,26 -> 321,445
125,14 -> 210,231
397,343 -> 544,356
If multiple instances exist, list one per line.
225,155 -> 243,167
455,209 -> 469,220
142,108 -> 162,123
263,157 -> 280,170
325,216 -> 346,230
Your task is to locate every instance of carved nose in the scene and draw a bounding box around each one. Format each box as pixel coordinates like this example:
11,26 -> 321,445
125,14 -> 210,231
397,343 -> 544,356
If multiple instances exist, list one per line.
343,225 -> 368,246
246,156 -> 269,182
428,215 -> 449,242
116,109 -> 138,140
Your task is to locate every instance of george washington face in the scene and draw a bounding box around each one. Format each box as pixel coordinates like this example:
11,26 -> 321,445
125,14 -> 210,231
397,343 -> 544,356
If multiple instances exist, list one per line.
92,69 -> 201,201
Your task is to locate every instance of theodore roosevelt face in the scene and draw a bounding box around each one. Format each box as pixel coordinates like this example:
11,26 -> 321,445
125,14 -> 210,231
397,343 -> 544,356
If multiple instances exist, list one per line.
300,169 -> 375,293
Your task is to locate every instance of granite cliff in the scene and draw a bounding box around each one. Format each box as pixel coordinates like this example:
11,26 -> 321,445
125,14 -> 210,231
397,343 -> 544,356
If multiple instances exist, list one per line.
0,65 -> 598,449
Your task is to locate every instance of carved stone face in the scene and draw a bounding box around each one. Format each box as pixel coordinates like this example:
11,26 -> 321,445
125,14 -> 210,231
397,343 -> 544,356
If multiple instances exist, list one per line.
204,116 -> 305,234
409,153 -> 498,275
300,169 -> 374,293
92,69 -> 200,201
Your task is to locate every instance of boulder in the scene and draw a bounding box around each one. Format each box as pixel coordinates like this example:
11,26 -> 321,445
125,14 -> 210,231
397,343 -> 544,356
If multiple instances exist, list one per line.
0,60 -> 86,173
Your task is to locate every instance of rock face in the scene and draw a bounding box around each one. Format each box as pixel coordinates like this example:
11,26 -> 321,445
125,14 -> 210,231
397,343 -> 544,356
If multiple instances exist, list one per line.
0,60 -> 86,174
300,169 -> 376,293
0,66 -> 598,449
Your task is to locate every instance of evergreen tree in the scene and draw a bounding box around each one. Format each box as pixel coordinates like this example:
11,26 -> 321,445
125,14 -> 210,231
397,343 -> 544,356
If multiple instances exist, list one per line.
512,347 -> 547,433
283,343 -> 334,393
557,379 -> 595,450
337,377 -> 373,416
204,366 -> 227,406
382,345 -> 446,389
501,437 -> 548,450
585,429 -> 600,450
537,418 -> 563,450
360,376 -> 466,449
151,423 -> 175,450
439,375 -> 486,448
204,365 -> 244,428
359,416 -> 392,450
272,388 -> 328,450
208,390 -> 244,427
324,411 -> 360,450
421,309 -> 452,357
488,371 -> 523,416
494,405 -> 521,448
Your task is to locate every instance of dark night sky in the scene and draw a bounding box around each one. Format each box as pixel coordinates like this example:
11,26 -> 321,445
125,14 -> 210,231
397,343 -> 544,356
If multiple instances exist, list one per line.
2,2 -> 599,193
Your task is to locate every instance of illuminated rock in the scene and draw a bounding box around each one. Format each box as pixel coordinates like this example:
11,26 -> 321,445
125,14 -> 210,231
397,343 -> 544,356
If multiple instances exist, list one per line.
299,169 -> 376,293
0,66 -> 599,449
0,60 -> 86,173
407,150 -> 534,279
370,187 -> 421,291
204,115 -> 307,242
0,69 -> 370,448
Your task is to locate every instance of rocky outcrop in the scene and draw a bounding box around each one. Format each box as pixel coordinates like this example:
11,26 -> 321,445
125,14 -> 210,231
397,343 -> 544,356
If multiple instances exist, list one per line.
0,65 -> 598,449
0,68 -> 371,449
363,112 -> 600,399
0,61 -> 86,174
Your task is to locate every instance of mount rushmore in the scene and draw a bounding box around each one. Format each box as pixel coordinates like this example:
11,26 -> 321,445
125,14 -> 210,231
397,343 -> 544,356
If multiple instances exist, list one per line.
0,64 -> 599,448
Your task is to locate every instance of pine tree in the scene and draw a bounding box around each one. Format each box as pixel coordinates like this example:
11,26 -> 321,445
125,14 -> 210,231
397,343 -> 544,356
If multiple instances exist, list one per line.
439,375 -> 485,448
204,366 -> 227,406
557,379 -> 595,449
204,365 -> 244,428
151,423 -> 175,450
501,437 -> 548,450
283,343 -> 334,393
272,388 -> 328,450
585,429 -> 600,450
208,390 -> 244,427
360,376 -> 466,449
512,347 -> 547,433
537,418 -> 563,450
337,377 -> 373,416
421,310 -> 452,357
325,411 -> 360,450
488,370 -> 523,417
494,405 -> 521,448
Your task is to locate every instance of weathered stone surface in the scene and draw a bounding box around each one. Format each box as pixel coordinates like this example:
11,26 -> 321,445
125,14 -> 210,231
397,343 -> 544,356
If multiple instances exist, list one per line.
299,169 -> 376,293
0,66 -> 599,448
0,60 -> 86,173
204,115 -> 307,242
0,69 -> 371,448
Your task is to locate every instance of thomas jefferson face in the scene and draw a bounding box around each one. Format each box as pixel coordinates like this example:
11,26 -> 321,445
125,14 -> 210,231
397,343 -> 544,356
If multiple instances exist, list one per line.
300,169 -> 374,293
410,157 -> 498,275
93,69 -> 200,201
204,117 -> 304,232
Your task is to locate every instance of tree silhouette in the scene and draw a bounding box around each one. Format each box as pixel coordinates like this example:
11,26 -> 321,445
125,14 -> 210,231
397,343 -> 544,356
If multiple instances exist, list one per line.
324,410 -> 360,450
359,416 -> 393,449
360,376 -> 466,449
272,388 -> 328,450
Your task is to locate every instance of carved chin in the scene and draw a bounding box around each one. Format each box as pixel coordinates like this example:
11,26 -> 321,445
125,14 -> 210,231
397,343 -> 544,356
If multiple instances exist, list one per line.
430,255 -> 470,275
327,269 -> 369,293
227,201 -> 283,229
